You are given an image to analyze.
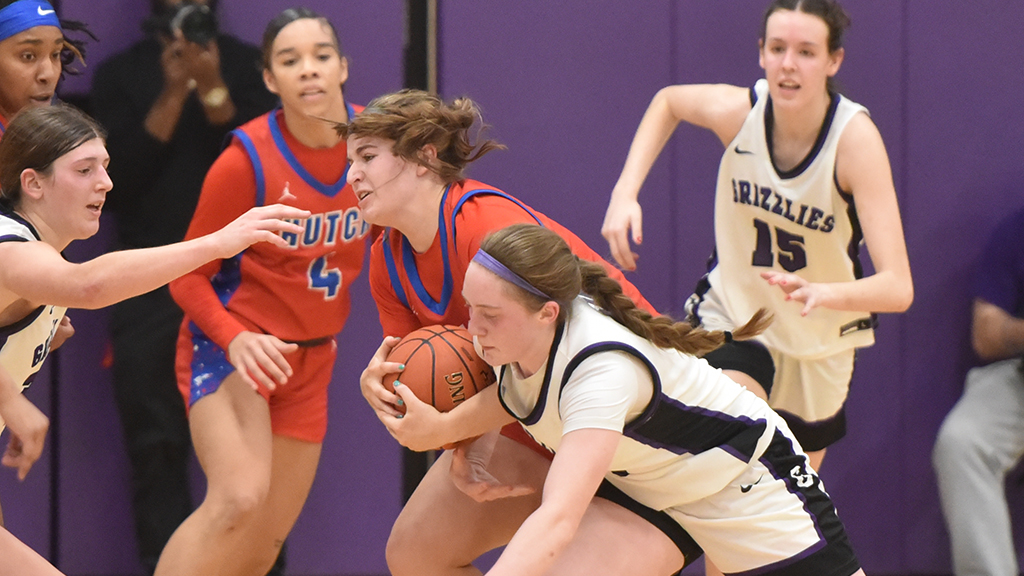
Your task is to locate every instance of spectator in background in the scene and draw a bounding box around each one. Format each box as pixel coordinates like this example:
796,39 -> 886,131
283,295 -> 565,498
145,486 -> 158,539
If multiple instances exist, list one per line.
933,208 -> 1024,576
89,1 -> 276,573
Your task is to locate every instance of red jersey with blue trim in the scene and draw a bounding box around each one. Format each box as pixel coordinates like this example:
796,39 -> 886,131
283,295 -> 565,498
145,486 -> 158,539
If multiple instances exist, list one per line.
170,107 -> 368,348
370,179 -> 655,337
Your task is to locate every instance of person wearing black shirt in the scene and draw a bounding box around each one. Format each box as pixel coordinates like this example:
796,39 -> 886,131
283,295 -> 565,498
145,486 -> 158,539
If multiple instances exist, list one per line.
89,1 -> 277,573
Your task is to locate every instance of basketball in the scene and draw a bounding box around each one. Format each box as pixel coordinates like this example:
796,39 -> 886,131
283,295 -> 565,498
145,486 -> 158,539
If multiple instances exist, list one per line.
384,325 -> 495,412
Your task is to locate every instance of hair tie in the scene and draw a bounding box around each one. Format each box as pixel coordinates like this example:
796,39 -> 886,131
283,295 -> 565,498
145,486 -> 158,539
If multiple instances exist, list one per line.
723,331 -> 733,343
0,1 -> 61,43
472,249 -> 552,301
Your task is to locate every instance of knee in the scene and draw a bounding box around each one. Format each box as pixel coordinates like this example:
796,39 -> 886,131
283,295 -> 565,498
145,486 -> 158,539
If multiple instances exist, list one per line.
385,520 -> 421,576
932,413 -> 984,472
204,483 -> 270,532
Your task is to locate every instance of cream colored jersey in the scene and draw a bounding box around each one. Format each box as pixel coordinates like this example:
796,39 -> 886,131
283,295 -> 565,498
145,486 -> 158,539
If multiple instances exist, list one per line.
498,297 -> 781,509
690,79 -> 875,359
0,211 -> 67,430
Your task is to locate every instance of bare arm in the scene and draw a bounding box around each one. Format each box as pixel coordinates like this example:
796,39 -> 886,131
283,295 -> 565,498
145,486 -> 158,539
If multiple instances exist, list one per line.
971,299 -> 1024,361
604,83 -> 751,270
385,381 -> 515,452
762,113 -> 914,314
0,365 -> 48,481
0,204 -> 307,311
486,428 -> 620,576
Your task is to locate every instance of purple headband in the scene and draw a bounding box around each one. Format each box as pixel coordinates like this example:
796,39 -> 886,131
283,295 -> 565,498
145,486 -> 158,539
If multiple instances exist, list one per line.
472,249 -> 552,301
0,1 -> 61,43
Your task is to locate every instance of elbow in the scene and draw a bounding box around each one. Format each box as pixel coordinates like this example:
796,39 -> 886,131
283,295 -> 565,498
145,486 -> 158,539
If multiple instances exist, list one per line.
68,278 -> 110,310
971,333 -> 1001,362
893,282 -> 914,313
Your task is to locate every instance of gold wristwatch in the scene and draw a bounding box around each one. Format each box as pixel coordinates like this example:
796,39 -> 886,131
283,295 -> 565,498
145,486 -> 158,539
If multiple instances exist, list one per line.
202,86 -> 229,108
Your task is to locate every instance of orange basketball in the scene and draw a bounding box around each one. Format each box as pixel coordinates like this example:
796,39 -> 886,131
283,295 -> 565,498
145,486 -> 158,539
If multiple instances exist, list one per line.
383,325 -> 495,412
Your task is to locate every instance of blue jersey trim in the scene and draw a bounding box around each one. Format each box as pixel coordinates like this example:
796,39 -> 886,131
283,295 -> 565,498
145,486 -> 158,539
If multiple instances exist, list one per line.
383,186 -> 544,316
267,104 -> 353,198
231,129 -> 266,207
450,189 -> 542,255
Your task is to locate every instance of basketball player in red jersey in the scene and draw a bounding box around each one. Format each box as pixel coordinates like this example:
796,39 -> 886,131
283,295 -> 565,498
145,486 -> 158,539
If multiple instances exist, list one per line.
342,90 -> 687,576
156,9 -> 367,576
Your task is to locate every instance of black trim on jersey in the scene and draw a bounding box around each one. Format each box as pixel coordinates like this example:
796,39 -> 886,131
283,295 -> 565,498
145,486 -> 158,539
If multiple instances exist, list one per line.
765,90 -> 840,180
0,207 -> 42,240
0,304 -> 46,342
702,339 -> 776,396
748,430 -> 861,576
595,480 -> 703,567
775,406 -> 848,453
496,319 -> 565,425
558,342 -> 768,462
749,86 -> 758,107
558,342 -> 662,429
833,172 -> 879,337
686,248 -> 718,326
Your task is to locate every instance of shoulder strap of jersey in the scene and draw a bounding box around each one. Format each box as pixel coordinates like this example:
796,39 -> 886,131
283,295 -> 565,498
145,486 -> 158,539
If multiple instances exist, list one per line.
381,230 -> 411,309
267,104 -> 352,198
230,128 -> 266,207
450,188 -> 543,255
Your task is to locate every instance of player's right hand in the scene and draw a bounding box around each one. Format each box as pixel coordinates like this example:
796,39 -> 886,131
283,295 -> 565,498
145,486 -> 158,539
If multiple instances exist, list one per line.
211,204 -> 310,258
227,331 -> 297,392
0,394 -> 49,481
360,336 -> 404,419
601,194 -> 643,271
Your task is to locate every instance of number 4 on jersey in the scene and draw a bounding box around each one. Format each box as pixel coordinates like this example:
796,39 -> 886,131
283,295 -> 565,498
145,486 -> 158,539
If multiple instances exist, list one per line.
309,254 -> 341,299
751,218 -> 807,272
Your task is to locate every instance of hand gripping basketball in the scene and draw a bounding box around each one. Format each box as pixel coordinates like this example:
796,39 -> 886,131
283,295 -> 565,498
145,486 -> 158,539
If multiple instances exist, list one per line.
383,325 -> 495,413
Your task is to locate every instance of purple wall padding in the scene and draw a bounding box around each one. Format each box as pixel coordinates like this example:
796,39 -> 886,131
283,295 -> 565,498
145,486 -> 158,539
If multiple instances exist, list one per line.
6,0 -> 1024,574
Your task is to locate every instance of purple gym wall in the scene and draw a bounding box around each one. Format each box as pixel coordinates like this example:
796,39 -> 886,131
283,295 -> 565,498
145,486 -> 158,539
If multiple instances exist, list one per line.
2,1 -> 1022,574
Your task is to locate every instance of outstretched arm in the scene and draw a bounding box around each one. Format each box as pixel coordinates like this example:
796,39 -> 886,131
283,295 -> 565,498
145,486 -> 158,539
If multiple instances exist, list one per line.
486,428 -> 620,576
604,83 -> 751,270
0,204 -> 307,311
762,113 -> 913,315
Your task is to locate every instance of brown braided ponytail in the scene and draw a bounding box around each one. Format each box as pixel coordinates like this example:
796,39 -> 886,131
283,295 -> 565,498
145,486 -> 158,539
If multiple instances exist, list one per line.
479,224 -> 772,357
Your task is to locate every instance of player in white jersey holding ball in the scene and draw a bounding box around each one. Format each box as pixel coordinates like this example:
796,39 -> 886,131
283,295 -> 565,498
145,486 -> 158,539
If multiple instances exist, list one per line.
385,223 -> 867,576
603,0 -> 912,474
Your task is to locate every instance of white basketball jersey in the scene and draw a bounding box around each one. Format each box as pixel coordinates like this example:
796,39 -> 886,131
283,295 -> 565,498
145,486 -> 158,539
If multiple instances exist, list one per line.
691,79 -> 874,359
0,211 -> 66,430
498,298 -> 785,510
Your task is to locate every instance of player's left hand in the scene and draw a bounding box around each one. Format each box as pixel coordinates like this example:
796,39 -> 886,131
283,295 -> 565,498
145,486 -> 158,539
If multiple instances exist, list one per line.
49,316 -> 74,352
227,331 -> 297,392
760,271 -> 831,316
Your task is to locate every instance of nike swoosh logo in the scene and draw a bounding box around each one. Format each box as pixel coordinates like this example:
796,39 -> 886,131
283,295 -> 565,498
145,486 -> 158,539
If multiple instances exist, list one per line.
38,6 -> 55,15
734,145 -> 755,155
740,474 -> 764,493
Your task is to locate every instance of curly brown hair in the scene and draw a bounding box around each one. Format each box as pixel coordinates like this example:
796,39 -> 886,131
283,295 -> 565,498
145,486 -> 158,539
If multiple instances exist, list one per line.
332,89 -> 504,183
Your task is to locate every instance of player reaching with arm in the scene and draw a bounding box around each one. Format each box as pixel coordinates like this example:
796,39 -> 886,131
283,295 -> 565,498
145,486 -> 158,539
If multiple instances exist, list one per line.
0,104 -> 304,575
